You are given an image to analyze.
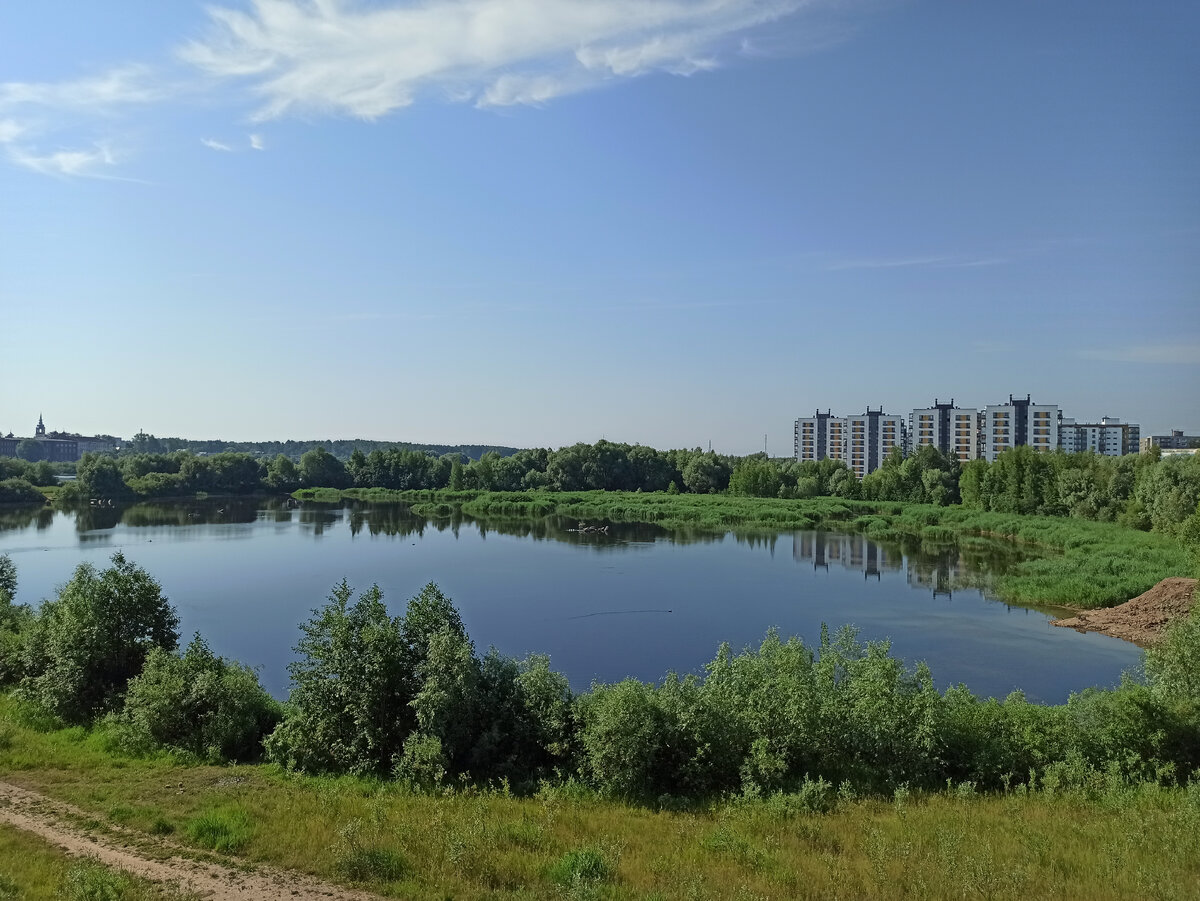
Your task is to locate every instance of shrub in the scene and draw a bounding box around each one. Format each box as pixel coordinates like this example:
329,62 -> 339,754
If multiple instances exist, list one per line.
20,553 -> 179,723
119,634 -> 281,762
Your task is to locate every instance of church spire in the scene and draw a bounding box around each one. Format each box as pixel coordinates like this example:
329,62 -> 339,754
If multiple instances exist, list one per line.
35,413 -> 46,437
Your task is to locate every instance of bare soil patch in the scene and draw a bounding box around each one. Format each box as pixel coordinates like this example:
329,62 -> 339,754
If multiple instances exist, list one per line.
1052,578 -> 1197,646
0,781 -> 379,901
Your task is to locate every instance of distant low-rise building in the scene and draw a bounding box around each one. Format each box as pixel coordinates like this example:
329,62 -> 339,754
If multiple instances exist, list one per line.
1142,430 -> 1200,453
1059,416 -> 1140,456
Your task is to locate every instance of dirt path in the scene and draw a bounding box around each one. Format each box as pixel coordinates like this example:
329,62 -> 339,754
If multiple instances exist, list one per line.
0,781 -> 379,901
1052,577 -> 1197,646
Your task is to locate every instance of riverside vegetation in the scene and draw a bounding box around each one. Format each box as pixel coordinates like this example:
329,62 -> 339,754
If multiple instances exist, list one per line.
1,551 -> 1199,898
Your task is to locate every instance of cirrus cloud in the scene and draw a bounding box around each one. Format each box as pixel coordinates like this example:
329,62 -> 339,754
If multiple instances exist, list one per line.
179,0 -> 822,119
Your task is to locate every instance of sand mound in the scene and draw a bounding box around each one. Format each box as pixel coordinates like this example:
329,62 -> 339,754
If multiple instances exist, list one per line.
1052,578 -> 1197,646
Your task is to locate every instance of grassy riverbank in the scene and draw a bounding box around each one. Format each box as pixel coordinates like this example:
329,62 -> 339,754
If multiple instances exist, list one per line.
1,698 -> 1197,901
292,489 -> 1195,608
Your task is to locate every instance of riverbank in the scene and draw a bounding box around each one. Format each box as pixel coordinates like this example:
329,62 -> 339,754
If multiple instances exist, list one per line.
292,488 -> 1195,609
1,702 -> 1198,900
1053,578 -> 1198,645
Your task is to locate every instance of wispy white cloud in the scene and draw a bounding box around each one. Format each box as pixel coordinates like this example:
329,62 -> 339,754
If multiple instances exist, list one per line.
201,137 -> 234,151
0,119 -> 25,143
826,254 -> 1007,271
179,0 -> 823,119
0,65 -> 165,111
0,66 -> 166,178
1077,342 -> 1200,365
249,133 -> 265,150
6,142 -> 123,179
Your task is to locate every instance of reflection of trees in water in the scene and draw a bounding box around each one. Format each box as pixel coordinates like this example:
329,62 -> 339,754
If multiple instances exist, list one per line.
59,497 -> 287,533
0,505 -> 55,533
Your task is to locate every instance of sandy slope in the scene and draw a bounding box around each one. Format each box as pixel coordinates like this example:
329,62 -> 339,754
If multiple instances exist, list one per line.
1052,578 -> 1197,646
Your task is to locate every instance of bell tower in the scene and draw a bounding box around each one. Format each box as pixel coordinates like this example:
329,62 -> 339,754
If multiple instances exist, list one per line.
35,414 -> 46,437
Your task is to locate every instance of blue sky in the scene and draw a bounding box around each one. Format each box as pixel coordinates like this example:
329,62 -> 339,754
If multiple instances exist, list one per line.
1,0 -> 1196,454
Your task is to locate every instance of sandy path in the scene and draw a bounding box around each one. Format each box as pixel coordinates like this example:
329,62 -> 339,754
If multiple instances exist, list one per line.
0,781 -> 380,900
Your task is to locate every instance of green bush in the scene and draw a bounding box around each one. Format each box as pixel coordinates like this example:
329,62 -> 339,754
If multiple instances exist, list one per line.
19,553 -> 179,723
118,634 -> 281,762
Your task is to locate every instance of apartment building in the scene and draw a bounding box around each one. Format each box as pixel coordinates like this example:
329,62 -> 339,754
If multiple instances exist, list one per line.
1059,416 -> 1140,456
909,399 -> 980,461
794,408 -> 905,477
982,395 -> 1059,462
1141,430 -> 1200,453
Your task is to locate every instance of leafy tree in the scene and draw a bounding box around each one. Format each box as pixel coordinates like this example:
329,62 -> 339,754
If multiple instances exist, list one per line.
0,478 -> 44,505
265,454 -> 300,492
21,553 -> 179,722
15,439 -> 44,462
75,453 -> 129,500
118,634 -> 281,762
298,446 -> 349,489
0,554 -> 30,687
728,456 -> 782,498
265,580 -> 411,776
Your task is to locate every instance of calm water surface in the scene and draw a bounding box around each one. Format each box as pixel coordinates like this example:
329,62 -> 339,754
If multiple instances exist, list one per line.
0,500 -> 1141,703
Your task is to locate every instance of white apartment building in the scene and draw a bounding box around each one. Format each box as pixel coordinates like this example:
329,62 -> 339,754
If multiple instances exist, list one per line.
794,408 -> 905,477
1059,417 -> 1140,456
982,395 -> 1060,462
909,399 -> 980,461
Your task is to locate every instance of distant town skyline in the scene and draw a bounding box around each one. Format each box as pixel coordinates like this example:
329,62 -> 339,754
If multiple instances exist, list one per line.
2,2 -> 1197,455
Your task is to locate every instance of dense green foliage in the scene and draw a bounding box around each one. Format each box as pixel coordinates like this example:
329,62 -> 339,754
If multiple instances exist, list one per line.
0,456 -> 59,487
256,578 -> 1200,802
17,553 -> 180,723
264,581 -> 572,787
116,634 -> 282,762
0,478 -> 46,505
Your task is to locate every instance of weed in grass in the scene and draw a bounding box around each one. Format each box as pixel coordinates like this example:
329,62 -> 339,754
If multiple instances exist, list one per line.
59,859 -> 136,901
547,847 -> 614,890
0,722 -> 14,751
107,805 -> 135,825
332,818 -> 408,883
184,806 -> 252,853
148,817 -> 174,836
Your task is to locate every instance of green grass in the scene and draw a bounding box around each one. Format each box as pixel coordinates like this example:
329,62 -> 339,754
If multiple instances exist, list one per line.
2,696 -> 1199,900
0,824 -> 190,901
294,488 -> 1195,608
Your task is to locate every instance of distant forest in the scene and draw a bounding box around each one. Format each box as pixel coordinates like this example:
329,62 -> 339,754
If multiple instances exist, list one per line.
121,432 -> 521,462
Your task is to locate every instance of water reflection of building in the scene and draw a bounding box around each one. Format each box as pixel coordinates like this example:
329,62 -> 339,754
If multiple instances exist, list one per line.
906,553 -> 965,598
793,532 -> 901,579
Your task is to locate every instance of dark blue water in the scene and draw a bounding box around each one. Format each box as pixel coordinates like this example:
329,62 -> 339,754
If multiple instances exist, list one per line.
0,500 -> 1142,703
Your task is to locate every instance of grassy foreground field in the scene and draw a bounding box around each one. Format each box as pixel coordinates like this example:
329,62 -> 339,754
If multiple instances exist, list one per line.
293,489 -> 1195,608
1,697 -> 1198,901
0,821 -> 188,901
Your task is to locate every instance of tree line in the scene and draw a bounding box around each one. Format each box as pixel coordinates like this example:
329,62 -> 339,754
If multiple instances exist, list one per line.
1,553 -> 1197,802
4,437 -> 1198,547
120,431 -> 520,462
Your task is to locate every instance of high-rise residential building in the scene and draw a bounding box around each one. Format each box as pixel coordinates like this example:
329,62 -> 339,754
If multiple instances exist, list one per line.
1059,416 -> 1140,456
794,409 -> 836,462
981,395 -> 1059,462
845,408 -> 905,478
795,408 -> 904,477
1142,430 -> 1200,453
909,399 -> 980,461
